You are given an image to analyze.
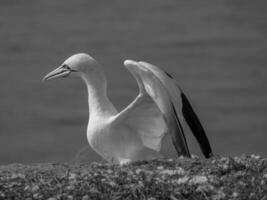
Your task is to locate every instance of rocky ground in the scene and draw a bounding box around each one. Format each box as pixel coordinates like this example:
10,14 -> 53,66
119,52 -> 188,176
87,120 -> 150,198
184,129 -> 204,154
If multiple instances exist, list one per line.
0,155 -> 266,200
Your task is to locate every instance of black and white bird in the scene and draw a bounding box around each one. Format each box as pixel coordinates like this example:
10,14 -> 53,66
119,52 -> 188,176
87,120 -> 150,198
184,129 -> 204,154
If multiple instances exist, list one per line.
43,53 -> 213,164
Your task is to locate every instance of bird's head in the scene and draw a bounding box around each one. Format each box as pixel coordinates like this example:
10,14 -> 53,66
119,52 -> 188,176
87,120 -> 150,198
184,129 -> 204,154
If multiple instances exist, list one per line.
43,53 -> 100,81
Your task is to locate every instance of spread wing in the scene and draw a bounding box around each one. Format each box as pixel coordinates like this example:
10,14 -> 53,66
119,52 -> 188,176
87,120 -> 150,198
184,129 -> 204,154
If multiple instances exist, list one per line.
113,60 -> 190,157
138,61 -> 213,158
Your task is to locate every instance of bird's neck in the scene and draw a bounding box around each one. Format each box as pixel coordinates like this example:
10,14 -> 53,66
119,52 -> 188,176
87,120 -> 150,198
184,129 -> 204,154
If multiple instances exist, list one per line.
81,69 -> 117,120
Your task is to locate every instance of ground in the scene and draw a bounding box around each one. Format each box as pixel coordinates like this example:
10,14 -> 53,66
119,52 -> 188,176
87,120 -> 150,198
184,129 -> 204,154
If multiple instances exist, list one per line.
0,155 -> 266,200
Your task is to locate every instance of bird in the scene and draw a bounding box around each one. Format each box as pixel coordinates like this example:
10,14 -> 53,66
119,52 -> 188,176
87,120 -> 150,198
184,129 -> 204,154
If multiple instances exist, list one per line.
43,53 -> 213,164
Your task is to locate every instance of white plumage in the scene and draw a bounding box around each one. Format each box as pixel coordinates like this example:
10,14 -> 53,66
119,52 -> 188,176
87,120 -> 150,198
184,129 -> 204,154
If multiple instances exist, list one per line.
43,53 -> 212,164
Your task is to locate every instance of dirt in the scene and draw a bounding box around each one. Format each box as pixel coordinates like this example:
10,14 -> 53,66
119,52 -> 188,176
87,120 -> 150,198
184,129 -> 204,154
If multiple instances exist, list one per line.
0,155 -> 266,200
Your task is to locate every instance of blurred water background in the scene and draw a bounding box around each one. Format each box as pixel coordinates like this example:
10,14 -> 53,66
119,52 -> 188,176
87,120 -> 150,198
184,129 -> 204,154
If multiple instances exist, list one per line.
0,0 -> 266,164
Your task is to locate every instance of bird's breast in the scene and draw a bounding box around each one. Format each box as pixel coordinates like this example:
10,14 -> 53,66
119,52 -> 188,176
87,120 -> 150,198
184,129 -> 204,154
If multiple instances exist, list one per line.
86,117 -> 115,161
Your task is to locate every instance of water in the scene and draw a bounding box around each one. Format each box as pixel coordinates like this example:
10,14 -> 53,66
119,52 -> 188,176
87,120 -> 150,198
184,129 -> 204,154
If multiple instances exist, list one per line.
0,0 -> 266,164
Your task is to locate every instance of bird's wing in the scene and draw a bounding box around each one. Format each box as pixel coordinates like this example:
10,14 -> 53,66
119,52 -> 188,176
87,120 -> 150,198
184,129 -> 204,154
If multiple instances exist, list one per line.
138,61 -> 213,158
113,60 -> 190,156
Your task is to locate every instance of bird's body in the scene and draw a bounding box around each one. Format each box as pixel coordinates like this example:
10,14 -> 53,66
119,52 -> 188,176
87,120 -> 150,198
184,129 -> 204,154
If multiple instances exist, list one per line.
88,115 -> 161,164
43,53 -> 213,164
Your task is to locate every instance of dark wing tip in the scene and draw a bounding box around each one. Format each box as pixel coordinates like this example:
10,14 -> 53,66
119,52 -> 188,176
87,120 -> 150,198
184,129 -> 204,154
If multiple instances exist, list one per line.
181,92 -> 213,158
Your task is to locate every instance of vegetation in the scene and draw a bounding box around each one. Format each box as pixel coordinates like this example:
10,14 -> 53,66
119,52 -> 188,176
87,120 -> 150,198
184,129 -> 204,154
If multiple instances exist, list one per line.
0,155 -> 266,200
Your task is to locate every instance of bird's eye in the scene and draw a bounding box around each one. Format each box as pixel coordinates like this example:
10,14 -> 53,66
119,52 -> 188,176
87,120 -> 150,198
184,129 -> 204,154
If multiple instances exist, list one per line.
62,64 -> 78,72
62,64 -> 71,70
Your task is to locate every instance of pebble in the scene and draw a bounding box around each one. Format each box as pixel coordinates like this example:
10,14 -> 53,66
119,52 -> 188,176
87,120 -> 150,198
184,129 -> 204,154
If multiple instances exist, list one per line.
157,166 -> 164,170
189,175 -> 208,185
68,173 -> 77,180
172,176 -> 189,184
32,185 -> 39,192
212,190 -> 226,200
159,168 -> 185,176
66,185 -> 75,190
33,193 -> 42,199
232,192 -> 238,197
250,155 -> 260,160
10,173 -> 25,179
82,195 -> 90,200
0,191 -> 5,198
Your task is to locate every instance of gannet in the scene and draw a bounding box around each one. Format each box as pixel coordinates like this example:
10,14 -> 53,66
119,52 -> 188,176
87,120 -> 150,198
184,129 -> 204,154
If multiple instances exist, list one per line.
43,53 -> 213,164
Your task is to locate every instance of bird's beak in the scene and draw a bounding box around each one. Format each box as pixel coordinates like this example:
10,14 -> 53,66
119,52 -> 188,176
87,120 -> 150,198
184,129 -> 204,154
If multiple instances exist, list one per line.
42,65 -> 72,81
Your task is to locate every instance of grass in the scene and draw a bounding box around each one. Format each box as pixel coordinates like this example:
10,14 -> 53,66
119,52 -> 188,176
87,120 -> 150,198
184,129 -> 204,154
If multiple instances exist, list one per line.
0,155 -> 266,200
